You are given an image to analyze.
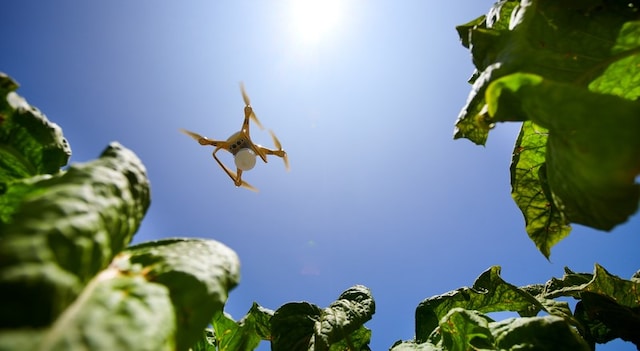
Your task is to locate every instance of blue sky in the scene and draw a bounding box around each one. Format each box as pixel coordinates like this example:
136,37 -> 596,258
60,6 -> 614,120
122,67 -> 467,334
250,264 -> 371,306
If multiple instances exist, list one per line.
2,1 -> 639,350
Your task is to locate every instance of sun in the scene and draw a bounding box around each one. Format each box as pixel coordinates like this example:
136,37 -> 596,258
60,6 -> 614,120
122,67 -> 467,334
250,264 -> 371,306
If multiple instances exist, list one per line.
289,0 -> 344,44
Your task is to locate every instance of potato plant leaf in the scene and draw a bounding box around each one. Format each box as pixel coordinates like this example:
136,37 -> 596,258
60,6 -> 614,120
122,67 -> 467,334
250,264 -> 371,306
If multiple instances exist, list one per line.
491,316 -> 590,350
125,238 -> 241,351
270,285 -> 375,351
415,266 -> 543,342
455,0 -> 640,144
0,73 -> 70,189
455,0 -> 640,256
0,142 -> 150,328
439,308 -> 494,351
209,302 -> 273,351
37,268 -> 176,351
13,237 -> 240,351
395,265 -> 639,350
487,73 -> 640,232
510,122 -> 570,258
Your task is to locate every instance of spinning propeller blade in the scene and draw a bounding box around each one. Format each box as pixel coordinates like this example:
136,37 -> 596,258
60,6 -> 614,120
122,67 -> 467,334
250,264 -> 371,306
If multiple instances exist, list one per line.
240,82 -> 264,130
269,129 -> 290,171
240,81 -> 251,106
180,128 -> 205,141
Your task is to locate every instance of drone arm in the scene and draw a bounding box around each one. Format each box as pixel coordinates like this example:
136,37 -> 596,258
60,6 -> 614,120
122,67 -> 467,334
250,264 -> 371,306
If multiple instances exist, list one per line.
258,146 -> 286,158
180,128 -> 226,147
257,146 -> 289,170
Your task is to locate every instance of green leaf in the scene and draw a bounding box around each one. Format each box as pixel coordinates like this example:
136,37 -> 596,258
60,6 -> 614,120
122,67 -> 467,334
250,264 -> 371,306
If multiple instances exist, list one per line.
491,316 -> 590,350
541,264 -> 640,348
0,329 -> 44,351
0,142 -> 150,328
574,292 -> 640,346
36,268 -> 176,351
510,122 -> 570,258
271,302 -> 322,351
455,0 -> 640,252
125,238 -> 241,351
314,285 -> 375,349
415,266 -> 544,342
271,285 -> 375,351
439,308 -> 494,351
0,73 -> 70,186
455,0 -> 640,144
190,329 -> 217,351
588,21 -> 640,100
488,73 -> 640,232
543,264 -> 640,309
326,326 -> 372,351
211,302 -> 274,351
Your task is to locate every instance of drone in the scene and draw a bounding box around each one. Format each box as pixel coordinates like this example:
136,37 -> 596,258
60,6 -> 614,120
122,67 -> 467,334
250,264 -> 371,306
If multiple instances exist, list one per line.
180,83 -> 289,192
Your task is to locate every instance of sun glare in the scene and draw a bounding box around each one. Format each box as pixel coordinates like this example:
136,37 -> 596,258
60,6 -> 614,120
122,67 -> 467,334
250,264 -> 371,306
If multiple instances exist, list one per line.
289,0 -> 343,44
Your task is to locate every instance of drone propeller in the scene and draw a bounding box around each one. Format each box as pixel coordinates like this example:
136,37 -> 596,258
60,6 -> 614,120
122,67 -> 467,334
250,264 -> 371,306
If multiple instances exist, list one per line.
180,128 -> 206,141
269,129 -> 290,171
239,82 -> 264,130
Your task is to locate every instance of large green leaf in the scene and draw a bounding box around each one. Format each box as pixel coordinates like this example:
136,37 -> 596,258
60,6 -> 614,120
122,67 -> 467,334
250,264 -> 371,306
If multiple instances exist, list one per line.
542,264 -> 640,309
211,302 -> 274,351
574,292 -> 640,346
0,142 -> 150,328
455,0 -> 640,144
415,266 -> 544,342
0,73 -> 70,187
36,269 -> 176,351
455,0 -> 640,255
125,238 -> 241,351
439,308 -> 494,351
487,73 -> 640,231
510,122 -> 570,258
271,285 -> 375,351
6,238 -> 241,351
541,264 -> 640,347
397,265 -> 639,350
491,316 -> 590,350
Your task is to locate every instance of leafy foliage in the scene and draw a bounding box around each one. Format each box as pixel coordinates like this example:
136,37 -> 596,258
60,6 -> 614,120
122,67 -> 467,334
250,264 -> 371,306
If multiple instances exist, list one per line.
3,0 -> 640,344
455,0 -> 640,257
200,285 -> 375,351
0,73 -> 240,351
392,265 -> 640,351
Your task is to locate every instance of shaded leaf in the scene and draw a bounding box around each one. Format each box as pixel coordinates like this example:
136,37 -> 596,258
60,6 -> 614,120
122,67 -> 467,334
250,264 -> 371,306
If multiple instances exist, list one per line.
588,21 -> 640,100
415,266 -> 544,342
543,264 -> 640,309
487,73 -> 640,232
271,285 -> 375,351
491,316 -> 590,350
574,292 -> 640,346
271,302 -> 322,351
125,238 -> 241,351
37,267 -> 175,351
455,0 -> 640,252
190,329 -> 217,351
314,285 -> 375,349
0,142 -> 150,328
541,264 -> 640,348
439,308 -> 494,351
0,73 -> 70,187
455,0 -> 640,144
211,302 -> 274,351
